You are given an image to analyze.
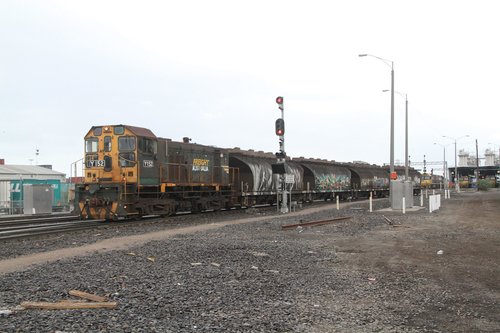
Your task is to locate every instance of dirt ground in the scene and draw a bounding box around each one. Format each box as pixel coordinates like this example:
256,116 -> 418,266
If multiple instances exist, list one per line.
331,189 -> 500,332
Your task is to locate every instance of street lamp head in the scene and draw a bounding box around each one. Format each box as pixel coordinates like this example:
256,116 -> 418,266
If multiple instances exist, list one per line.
358,54 -> 368,57
383,89 -> 407,101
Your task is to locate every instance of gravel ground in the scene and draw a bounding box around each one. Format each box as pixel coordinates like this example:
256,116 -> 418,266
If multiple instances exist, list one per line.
0,200 -> 393,260
0,192 -> 498,332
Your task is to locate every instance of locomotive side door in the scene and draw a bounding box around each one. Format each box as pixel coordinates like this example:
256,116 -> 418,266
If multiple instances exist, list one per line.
137,137 -> 159,185
213,149 -> 222,184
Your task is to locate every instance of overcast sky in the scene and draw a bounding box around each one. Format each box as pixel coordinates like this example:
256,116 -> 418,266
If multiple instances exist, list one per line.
1,0 -> 499,176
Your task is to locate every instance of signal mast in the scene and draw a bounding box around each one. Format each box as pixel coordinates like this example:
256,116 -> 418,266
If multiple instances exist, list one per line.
274,96 -> 289,213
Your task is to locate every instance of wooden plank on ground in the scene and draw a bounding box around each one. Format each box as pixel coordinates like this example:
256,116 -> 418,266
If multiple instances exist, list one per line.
21,301 -> 117,310
69,290 -> 107,302
282,216 -> 352,230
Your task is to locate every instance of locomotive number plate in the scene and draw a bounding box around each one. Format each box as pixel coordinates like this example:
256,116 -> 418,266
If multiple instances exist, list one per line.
87,160 -> 105,168
143,160 -> 154,168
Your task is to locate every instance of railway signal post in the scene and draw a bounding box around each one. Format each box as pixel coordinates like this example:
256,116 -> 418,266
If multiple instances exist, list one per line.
274,96 -> 289,213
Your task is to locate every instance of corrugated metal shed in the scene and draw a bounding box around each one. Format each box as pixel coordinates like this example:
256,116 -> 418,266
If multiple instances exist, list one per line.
0,165 -> 66,181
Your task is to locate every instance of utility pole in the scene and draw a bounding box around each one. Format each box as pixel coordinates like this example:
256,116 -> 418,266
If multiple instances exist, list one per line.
443,135 -> 469,191
476,139 -> 479,190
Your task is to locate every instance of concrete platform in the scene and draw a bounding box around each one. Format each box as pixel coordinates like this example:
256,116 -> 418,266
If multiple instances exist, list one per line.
377,206 -> 427,213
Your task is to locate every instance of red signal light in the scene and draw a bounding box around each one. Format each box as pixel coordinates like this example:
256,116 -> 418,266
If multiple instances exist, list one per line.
275,118 -> 285,136
276,96 -> 284,110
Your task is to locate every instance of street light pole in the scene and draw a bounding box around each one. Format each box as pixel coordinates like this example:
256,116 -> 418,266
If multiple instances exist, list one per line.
405,95 -> 408,180
434,142 -> 450,189
359,54 -> 395,174
383,90 -> 408,180
390,64 -> 395,174
443,135 -> 470,191
454,140 -> 457,190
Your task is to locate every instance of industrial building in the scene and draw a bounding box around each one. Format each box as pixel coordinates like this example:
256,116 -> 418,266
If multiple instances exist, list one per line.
449,149 -> 500,188
0,164 -> 68,214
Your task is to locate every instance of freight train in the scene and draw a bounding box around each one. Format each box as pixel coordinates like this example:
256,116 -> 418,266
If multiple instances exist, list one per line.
75,125 -> 421,220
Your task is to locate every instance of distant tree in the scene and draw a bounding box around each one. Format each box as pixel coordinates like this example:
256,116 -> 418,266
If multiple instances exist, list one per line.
477,179 -> 493,191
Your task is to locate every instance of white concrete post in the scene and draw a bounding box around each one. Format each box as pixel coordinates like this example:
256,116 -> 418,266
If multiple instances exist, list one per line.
336,195 -> 339,210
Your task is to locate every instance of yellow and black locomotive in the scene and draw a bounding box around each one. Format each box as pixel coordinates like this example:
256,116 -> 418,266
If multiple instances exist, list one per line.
76,125 -> 238,219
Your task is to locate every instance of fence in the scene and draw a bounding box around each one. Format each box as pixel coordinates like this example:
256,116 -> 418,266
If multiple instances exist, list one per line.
429,194 -> 441,213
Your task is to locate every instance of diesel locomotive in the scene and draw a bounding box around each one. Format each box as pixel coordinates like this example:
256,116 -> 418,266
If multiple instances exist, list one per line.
75,125 -> 421,220
420,172 -> 445,189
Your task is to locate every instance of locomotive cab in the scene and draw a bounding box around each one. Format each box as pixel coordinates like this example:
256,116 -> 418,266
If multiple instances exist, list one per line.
420,173 -> 432,188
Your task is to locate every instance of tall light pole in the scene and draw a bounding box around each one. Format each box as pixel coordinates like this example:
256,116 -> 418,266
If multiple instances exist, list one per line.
434,142 -> 451,189
383,90 -> 408,180
359,54 -> 395,175
443,135 -> 469,191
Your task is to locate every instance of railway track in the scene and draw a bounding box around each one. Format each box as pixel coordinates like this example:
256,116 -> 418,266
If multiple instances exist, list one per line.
0,212 -> 191,240
0,214 -> 80,227
0,208 -> 242,240
0,216 -> 104,240
0,196 -> 386,241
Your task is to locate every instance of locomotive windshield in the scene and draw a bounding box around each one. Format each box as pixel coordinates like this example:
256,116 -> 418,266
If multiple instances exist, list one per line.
85,138 -> 98,153
114,126 -> 125,135
139,138 -> 157,154
85,138 -> 99,168
104,136 -> 112,152
119,153 -> 135,167
118,136 -> 136,167
118,136 -> 136,151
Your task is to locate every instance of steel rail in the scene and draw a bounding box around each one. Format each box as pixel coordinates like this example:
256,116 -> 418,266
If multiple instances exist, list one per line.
281,216 -> 352,230
0,220 -> 103,241
0,215 -> 80,227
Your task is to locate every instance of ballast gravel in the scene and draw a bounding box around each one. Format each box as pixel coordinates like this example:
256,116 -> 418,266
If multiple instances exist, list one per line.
0,194 -> 498,332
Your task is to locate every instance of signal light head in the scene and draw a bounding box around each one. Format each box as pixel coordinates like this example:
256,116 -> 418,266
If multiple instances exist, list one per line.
276,96 -> 284,110
275,118 -> 285,136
